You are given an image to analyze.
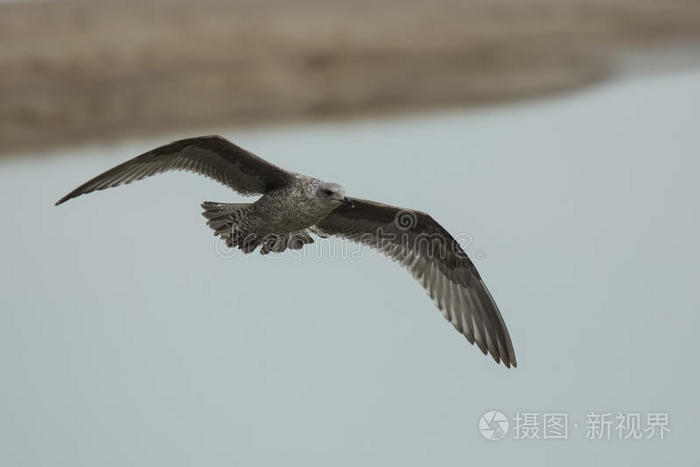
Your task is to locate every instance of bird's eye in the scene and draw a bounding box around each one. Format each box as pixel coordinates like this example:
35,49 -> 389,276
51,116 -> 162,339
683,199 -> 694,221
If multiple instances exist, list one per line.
322,189 -> 333,196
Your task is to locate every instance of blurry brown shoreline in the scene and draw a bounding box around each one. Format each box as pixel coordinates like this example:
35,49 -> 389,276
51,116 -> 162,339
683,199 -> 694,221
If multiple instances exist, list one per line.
2,0 -> 700,157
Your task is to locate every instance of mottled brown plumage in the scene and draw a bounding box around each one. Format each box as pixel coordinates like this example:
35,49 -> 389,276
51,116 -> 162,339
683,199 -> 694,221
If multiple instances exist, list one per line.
56,135 -> 516,367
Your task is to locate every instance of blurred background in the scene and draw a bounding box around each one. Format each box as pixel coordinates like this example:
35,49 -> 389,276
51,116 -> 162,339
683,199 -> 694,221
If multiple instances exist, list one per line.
3,0 -> 700,155
1,1 -> 699,466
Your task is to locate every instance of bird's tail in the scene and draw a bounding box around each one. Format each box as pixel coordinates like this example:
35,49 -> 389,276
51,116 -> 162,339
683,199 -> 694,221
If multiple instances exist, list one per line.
202,201 -> 315,255
202,201 -> 258,253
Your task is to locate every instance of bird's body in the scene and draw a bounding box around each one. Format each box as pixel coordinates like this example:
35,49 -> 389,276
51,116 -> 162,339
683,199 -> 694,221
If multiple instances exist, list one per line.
57,135 -> 517,367
202,174 -> 345,253
255,175 -> 341,232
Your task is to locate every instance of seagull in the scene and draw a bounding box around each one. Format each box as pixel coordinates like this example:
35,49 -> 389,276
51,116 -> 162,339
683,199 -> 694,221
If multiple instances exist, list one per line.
56,135 -> 516,367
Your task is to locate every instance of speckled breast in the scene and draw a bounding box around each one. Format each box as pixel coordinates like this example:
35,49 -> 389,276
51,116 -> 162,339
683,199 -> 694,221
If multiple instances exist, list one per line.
256,183 -> 336,234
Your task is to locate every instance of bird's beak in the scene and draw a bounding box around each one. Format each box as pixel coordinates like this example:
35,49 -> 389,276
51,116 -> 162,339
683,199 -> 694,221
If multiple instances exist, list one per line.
341,197 -> 355,208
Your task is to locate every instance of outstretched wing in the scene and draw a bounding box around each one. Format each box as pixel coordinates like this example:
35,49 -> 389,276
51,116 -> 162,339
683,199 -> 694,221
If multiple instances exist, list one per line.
55,135 -> 293,205
316,198 -> 516,368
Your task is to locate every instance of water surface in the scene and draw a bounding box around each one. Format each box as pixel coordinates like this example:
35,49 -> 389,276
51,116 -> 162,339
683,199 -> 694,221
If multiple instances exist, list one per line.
1,69 -> 699,466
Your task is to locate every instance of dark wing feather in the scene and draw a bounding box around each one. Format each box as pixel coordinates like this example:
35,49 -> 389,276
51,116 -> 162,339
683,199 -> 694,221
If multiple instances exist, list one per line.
55,135 -> 293,205
316,198 -> 516,368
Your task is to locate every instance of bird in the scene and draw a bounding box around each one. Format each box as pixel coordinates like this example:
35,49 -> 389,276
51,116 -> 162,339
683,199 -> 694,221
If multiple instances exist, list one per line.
56,135 -> 516,368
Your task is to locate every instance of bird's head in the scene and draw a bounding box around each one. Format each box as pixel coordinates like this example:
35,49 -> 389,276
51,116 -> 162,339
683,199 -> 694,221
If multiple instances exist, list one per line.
315,182 -> 354,207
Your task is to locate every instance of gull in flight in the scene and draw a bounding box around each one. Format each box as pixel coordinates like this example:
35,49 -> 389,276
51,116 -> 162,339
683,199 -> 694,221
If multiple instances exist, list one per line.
56,135 -> 516,367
